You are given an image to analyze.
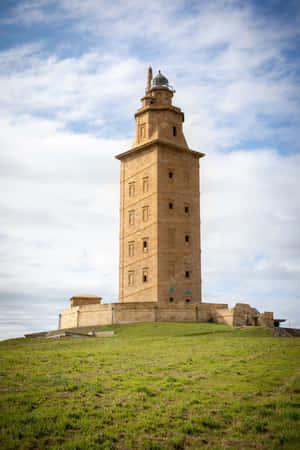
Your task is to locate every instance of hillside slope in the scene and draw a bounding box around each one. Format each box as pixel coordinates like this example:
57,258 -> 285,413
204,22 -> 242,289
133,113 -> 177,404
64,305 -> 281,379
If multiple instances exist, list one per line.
1,322 -> 299,449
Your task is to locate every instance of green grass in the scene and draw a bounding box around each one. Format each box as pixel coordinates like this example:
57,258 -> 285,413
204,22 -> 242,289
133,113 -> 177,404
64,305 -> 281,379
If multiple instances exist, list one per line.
0,322 -> 299,449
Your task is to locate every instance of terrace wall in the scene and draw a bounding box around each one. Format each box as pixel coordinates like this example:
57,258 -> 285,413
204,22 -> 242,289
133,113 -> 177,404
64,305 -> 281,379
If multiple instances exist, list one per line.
59,301 -> 273,330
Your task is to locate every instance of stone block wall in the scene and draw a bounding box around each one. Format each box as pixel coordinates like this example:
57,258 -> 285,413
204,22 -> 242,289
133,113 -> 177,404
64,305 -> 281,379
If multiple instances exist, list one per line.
114,302 -> 157,324
70,296 -> 101,307
59,301 -> 273,329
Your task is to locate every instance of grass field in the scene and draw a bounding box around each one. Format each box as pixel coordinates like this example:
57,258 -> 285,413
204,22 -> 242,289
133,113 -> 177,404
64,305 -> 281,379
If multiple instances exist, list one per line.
0,322 -> 299,449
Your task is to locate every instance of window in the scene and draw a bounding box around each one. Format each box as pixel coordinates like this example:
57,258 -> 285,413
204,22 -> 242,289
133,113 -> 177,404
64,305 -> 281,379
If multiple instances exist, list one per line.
169,297 -> 174,303
128,241 -> 135,257
185,298 -> 191,303
143,176 -> 149,193
184,205 -> 189,215
185,271 -> 190,278
168,171 -> 173,179
129,182 -> 135,197
185,234 -> 190,243
140,124 -> 145,139
128,271 -> 134,286
169,263 -> 175,278
143,268 -> 148,283
142,206 -> 149,222
169,202 -> 173,210
173,126 -> 177,137
129,210 -> 135,225
143,238 -> 149,253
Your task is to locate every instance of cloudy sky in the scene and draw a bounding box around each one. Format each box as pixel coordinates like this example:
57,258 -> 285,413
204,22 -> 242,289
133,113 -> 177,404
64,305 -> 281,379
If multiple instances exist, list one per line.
1,0 -> 300,340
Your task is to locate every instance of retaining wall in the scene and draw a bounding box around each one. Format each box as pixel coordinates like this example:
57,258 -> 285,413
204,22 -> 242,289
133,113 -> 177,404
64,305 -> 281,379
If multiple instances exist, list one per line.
59,301 -> 273,329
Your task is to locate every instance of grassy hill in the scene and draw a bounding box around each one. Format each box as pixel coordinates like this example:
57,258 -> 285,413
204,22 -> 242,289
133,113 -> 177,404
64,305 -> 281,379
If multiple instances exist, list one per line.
0,322 -> 299,449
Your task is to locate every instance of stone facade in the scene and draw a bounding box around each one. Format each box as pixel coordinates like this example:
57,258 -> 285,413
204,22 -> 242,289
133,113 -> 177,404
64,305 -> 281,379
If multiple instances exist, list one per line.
116,68 -> 204,306
59,301 -> 273,329
70,294 -> 101,307
59,67 -> 274,330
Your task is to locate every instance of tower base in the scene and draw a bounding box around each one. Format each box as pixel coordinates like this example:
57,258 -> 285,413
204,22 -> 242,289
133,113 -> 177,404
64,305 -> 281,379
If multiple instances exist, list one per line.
59,300 -> 274,329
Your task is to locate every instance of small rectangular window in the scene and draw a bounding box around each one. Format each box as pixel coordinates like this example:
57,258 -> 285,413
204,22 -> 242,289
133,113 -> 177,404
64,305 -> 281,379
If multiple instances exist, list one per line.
128,241 -> 135,257
142,176 -> 149,193
129,210 -> 135,225
185,298 -> 191,303
184,205 -> 189,214
128,271 -> 134,286
185,271 -> 190,278
143,238 -> 149,252
169,297 -> 174,303
140,124 -> 145,138
168,171 -> 173,179
142,206 -> 149,222
173,126 -> 177,136
169,263 -> 175,278
129,182 -> 135,197
185,234 -> 190,243
169,202 -> 173,210
143,268 -> 148,283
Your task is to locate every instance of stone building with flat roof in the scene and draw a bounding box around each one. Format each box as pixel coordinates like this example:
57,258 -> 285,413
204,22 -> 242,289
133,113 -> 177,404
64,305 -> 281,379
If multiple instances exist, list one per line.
59,68 -> 274,330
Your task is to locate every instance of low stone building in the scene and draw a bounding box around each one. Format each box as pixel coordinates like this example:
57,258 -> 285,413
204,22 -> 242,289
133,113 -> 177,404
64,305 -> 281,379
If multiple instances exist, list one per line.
59,68 -> 274,330
70,294 -> 101,308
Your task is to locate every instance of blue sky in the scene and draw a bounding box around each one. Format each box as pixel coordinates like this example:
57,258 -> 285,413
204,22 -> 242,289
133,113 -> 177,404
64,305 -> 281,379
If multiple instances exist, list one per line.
0,0 -> 300,339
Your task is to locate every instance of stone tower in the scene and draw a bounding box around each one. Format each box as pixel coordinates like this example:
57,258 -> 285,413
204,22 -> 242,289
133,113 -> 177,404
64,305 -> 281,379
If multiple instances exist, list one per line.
116,68 -> 205,306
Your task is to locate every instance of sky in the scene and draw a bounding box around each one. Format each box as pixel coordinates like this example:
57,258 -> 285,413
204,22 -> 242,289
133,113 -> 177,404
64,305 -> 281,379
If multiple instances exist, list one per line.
0,0 -> 300,340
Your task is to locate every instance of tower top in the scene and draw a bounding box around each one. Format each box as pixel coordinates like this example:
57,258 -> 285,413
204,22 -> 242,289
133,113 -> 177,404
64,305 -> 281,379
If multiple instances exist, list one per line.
150,69 -> 174,91
115,67 -> 205,160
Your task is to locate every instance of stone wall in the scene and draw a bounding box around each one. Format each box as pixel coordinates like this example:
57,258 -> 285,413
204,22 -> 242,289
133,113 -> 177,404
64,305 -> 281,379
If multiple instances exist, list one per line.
59,301 -> 273,330
114,302 -> 157,324
70,295 -> 101,307
60,304 -> 113,329
60,301 -> 225,329
232,303 -> 274,327
212,308 -> 234,326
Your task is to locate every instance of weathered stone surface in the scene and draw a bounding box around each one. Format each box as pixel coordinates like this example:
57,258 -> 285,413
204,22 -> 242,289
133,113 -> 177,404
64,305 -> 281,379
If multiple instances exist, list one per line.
93,331 -> 115,337
58,68 -> 275,330
116,69 -> 204,306
272,328 -> 300,337
59,301 -> 273,329
70,294 -> 101,307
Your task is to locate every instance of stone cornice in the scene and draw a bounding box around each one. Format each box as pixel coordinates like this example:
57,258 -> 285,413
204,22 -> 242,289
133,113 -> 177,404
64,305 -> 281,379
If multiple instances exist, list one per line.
115,138 -> 205,160
135,105 -> 184,120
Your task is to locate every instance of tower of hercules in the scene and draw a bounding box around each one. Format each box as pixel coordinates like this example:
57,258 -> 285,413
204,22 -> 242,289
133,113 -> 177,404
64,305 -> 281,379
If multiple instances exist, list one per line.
116,68 -> 205,306
59,67 -> 275,330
